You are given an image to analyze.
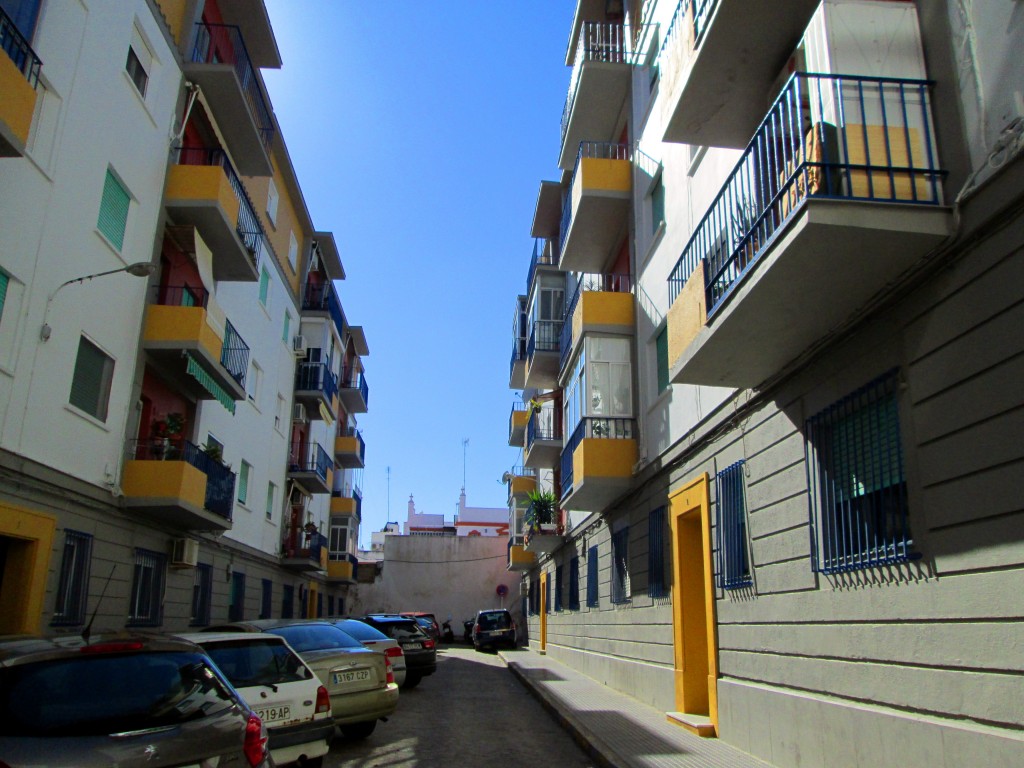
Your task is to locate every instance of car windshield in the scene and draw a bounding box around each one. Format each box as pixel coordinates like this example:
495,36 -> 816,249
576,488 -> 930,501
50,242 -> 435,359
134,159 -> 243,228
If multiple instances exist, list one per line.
479,612 -> 512,630
202,638 -> 306,688
268,624 -> 363,653
0,651 -> 237,738
336,620 -> 388,642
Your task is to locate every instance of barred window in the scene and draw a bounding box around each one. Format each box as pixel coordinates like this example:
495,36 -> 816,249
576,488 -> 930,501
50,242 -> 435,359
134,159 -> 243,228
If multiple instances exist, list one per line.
611,526 -> 630,604
716,461 -> 752,589
569,556 -> 580,609
282,584 -> 294,618
586,546 -> 599,607
52,530 -> 92,626
544,576 -> 551,614
229,571 -> 245,621
128,548 -> 165,627
260,578 -> 272,619
190,563 -> 212,627
806,370 -> 917,573
648,507 -> 668,597
554,565 -> 563,611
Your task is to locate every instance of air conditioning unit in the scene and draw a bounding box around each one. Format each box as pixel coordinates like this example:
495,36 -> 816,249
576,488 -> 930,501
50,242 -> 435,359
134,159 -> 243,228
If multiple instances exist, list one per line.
170,538 -> 199,568
292,334 -> 307,358
292,403 -> 307,423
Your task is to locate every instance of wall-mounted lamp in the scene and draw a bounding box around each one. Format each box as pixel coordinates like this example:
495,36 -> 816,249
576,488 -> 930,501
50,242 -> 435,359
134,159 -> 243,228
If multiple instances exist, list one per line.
40,261 -> 156,341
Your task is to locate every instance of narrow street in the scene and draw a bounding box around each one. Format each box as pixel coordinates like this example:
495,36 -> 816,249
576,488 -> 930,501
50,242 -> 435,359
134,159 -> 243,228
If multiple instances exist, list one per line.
324,645 -> 596,767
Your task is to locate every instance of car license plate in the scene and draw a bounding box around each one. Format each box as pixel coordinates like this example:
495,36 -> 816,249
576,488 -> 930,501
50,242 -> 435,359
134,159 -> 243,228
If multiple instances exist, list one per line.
332,669 -> 370,685
255,705 -> 290,724
404,642 -> 422,650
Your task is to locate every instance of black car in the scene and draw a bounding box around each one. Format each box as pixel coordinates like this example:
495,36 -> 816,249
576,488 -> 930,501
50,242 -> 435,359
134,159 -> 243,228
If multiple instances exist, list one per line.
353,615 -> 437,688
472,609 -> 517,651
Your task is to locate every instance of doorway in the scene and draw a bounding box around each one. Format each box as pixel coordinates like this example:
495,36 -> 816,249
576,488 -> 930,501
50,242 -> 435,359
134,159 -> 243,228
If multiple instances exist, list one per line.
539,570 -> 548,654
0,503 -> 56,634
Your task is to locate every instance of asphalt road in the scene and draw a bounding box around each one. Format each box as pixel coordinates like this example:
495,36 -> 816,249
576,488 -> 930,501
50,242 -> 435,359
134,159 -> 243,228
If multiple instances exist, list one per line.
323,644 -> 597,767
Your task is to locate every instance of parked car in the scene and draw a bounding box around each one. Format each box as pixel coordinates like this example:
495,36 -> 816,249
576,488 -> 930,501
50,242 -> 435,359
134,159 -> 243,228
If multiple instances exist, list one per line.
354,615 -> 436,688
472,608 -> 517,651
331,618 -> 406,687
0,633 -> 271,768
399,612 -> 441,642
179,631 -> 334,767
206,620 -> 399,740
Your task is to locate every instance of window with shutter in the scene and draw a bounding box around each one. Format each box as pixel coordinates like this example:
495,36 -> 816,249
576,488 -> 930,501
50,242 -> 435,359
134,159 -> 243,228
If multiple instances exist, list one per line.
69,336 -> 114,421
259,267 -> 270,307
97,171 -> 130,250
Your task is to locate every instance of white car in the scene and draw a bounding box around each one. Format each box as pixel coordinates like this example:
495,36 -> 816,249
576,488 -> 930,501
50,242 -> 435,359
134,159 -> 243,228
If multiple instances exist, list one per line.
332,618 -> 407,687
180,632 -> 334,767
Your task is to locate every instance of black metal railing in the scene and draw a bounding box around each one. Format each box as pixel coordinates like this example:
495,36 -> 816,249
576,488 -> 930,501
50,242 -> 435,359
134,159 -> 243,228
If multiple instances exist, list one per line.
340,427 -> 366,463
188,22 -> 273,153
289,441 -> 331,483
296,361 -> 339,402
667,72 -> 943,317
340,366 -> 369,407
527,409 -> 562,448
221,318 -> 249,388
560,142 -> 631,253
562,22 -> 630,147
152,284 -> 209,308
559,272 -> 633,371
559,418 -> 635,500
126,438 -> 234,520
527,238 -> 560,291
0,6 -> 42,88
302,281 -> 331,311
527,319 -> 563,359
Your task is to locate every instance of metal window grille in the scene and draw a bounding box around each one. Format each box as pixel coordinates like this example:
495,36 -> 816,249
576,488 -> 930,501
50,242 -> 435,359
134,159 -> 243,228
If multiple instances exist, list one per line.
128,548 -> 166,627
229,572 -> 245,621
806,369 -> 917,573
716,461 -> 753,589
328,595 -> 335,616
648,507 -> 668,598
260,578 -> 272,619
586,546 -> 599,607
544,576 -> 550,614
555,565 -> 563,611
611,527 -> 631,604
52,530 -> 92,626
282,584 -> 294,618
317,592 -> 323,618
569,557 -> 580,609
190,563 -> 212,627
298,585 -> 307,618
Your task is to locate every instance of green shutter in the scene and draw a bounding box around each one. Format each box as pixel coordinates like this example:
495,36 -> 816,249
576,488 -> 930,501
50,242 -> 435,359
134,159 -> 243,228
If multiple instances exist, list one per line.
69,337 -> 112,421
656,327 -> 669,392
97,171 -> 130,250
0,272 -> 9,323
652,177 -> 665,232
238,462 -> 250,504
282,312 -> 290,343
259,268 -> 270,306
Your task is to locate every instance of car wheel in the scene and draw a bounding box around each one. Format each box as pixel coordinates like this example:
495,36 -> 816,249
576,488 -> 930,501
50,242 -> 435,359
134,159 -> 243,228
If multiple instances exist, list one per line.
341,720 -> 377,740
402,674 -> 421,689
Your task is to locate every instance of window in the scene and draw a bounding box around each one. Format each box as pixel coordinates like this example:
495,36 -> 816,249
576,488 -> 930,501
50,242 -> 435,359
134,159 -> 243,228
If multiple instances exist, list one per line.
52,530 -> 92,626
317,592 -> 323,618
656,327 -> 670,393
266,179 -> 279,225
287,231 -> 298,272
328,595 -> 335,616
265,482 -> 276,521
586,546 -> 599,607
806,370 -> 916,573
298,585 -> 307,618
125,46 -> 148,97
611,526 -> 630,604
329,518 -> 351,559
247,360 -> 262,404
229,571 -> 245,621
237,460 -> 252,504
0,270 -> 9,324
563,336 -> 634,439
282,311 -> 291,344
650,175 -> 665,234
260,579 -> 272,619
568,556 -> 580,609
69,336 -> 114,421
128,548 -> 166,627
554,565 -> 563,611
544,576 -> 551,614
97,170 -> 130,250
282,584 -> 294,618
648,507 -> 668,598
716,461 -> 752,589
258,267 -> 270,307
274,394 -> 286,432
190,563 -> 213,626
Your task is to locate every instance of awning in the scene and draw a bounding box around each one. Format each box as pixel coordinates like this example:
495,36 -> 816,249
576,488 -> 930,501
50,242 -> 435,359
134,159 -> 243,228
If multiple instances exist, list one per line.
186,354 -> 236,414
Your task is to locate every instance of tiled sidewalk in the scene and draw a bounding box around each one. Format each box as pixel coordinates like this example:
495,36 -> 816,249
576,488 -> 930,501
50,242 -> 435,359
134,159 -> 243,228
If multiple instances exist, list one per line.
498,648 -> 773,768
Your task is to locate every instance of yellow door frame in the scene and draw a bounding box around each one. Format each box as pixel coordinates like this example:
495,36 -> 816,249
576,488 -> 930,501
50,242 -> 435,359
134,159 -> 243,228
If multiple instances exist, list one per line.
668,473 -> 719,735
539,570 -> 548,654
0,503 -> 57,635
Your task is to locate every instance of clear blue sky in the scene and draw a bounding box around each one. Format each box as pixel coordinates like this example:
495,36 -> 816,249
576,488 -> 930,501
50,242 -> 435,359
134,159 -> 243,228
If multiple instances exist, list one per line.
262,2 -> 573,545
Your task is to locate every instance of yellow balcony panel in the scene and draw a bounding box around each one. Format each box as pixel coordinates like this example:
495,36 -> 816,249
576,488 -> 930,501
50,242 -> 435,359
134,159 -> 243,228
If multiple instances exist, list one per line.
330,495 -> 358,517
164,165 -> 257,282
671,199 -> 952,388
509,407 -> 529,448
559,156 -> 631,273
123,460 -> 229,531
660,0 -> 819,148
562,437 -> 637,512
569,290 -> 634,352
143,305 -> 246,402
524,411 -> 562,471
327,559 -> 356,584
334,433 -> 365,469
0,52 -> 38,158
508,544 -> 536,572
507,474 -> 537,503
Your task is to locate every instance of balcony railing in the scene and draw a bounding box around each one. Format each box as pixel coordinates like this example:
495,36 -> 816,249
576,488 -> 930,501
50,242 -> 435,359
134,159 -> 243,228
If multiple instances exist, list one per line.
559,272 -> 633,370
189,22 -> 274,154
1,7 -> 41,88
296,361 -> 339,402
667,72 -> 943,317
289,441 -> 331,483
527,238 -> 559,292
126,438 -> 235,520
561,22 -> 630,147
340,366 -> 369,407
283,525 -> 327,563
153,283 -> 209,308
332,484 -> 363,521
559,142 -> 631,254
560,418 -> 635,499
341,427 -> 366,463
527,320 -> 563,358
302,281 -> 332,311
527,410 -> 562,447
221,319 -> 249,388
175,147 -> 266,272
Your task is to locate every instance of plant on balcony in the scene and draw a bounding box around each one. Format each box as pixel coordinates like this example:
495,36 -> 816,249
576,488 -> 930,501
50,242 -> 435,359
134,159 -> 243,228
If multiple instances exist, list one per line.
524,490 -> 558,534
150,412 -> 186,460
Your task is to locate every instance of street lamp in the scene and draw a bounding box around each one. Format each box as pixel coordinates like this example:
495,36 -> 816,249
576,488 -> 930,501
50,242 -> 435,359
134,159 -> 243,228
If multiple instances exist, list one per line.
40,261 -> 156,341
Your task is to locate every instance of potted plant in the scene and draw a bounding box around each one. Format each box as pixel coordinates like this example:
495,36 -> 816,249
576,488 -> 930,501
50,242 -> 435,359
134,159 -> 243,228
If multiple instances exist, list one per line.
150,412 -> 185,460
524,489 -> 558,534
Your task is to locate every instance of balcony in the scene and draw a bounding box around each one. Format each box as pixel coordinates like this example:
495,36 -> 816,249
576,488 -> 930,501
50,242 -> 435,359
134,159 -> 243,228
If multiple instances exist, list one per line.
509,402 -> 528,448
282,527 -> 327,572
302,282 -> 346,340
142,286 -> 248,410
164,148 -> 264,282
338,365 -> 369,413
560,418 -> 637,512
558,272 -> 634,375
559,21 -> 635,170
327,552 -> 358,584
658,0 -> 821,147
122,439 -> 236,531
667,73 -> 950,388
525,319 -> 564,389
287,441 -> 332,495
507,541 -> 536,572
527,237 -> 561,294
559,142 -> 631,273
506,466 -> 538,505
0,8 -> 41,157
531,181 -> 563,241
525,524 -> 563,555
184,23 -> 274,176
524,408 -> 562,470
509,295 -> 528,390
330,486 -> 362,521
334,428 -> 366,468
295,361 -> 338,420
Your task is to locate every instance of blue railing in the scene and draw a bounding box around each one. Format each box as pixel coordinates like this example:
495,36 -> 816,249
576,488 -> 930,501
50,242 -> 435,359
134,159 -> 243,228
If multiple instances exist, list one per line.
174,147 -> 266,273
308,532 -> 328,563
693,0 -> 717,43
296,361 -> 339,402
527,409 -> 561,449
202,452 -> 236,520
221,319 -> 249,388
657,1 -> 690,68
561,22 -> 630,149
189,23 -> 274,154
303,282 -> 346,340
510,337 -> 526,379
560,142 -> 631,253
126,438 -> 234,520
0,6 -> 41,88
558,272 -> 633,371
341,366 -> 369,407
289,441 -> 331,483
527,238 -> 559,291
667,72 -> 943,317
341,427 -> 366,463
560,418 -> 635,500
527,319 -> 563,359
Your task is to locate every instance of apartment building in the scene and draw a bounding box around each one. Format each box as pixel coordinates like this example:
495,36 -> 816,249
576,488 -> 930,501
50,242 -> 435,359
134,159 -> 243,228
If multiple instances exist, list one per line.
506,1 -> 1024,765
0,0 -> 367,633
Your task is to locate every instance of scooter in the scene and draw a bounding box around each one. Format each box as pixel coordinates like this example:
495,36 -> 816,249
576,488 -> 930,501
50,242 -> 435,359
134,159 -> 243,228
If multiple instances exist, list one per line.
441,617 -> 455,643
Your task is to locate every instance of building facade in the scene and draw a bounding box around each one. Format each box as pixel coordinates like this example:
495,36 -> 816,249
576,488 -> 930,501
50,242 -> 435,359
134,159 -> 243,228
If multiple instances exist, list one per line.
506,1 -> 1024,765
0,0 -> 368,634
